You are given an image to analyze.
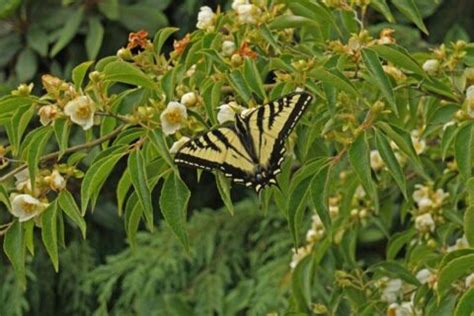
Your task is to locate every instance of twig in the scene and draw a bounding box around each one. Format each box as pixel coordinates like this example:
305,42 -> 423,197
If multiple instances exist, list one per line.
0,125 -> 127,183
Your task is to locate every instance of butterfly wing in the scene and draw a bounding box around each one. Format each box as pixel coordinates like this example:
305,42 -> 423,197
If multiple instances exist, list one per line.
174,127 -> 257,186
242,91 -> 313,180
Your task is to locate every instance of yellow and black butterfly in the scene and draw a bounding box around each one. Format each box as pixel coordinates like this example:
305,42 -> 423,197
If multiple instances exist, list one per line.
174,91 -> 313,192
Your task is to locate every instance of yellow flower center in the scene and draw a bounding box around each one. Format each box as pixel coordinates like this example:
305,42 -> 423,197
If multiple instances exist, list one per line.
20,201 -> 37,214
165,110 -> 182,124
76,104 -> 91,119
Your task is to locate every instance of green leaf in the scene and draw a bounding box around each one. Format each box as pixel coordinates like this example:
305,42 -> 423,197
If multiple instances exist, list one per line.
243,58 -> 266,101
454,288 -> 474,316
370,45 -> 425,77
386,229 -> 417,260
26,127 -> 53,192
128,149 -> 154,231
41,201 -> 59,272
85,17 -> 104,60
81,151 -> 126,214
117,168 -> 131,216
392,0 -> 428,35
454,122 -> 472,180
15,48 -> 38,83
361,49 -> 397,115
422,78 -> 459,102
375,130 -> 407,198
126,196 -> 143,248
72,61 -> 94,90
58,190 -> 86,239
24,220 -> 34,255
227,70 -> 252,103
465,178 -> 474,246
349,133 -> 379,211
288,176 -> 312,246
0,0 -> 21,18
310,166 -> 331,229
202,80 -> 223,126
291,255 -> 312,312
376,122 -> 426,178
370,261 -> 421,286
0,184 -> 11,210
216,174 -> 234,215
3,220 -> 26,288
26,27 -> 48,57
50,7 -> 84,57
148,129 -> 176,170
370,0 -> 395,22
103,60 -> 158,89
97,0 -> 119,20
310,67 -> 360,98
161,65 -> 176,100
437,253 -> 474,297
268,15 -> 318,30
53,118 -> 70,158
159,173 -> 190,251
153,27 -> 179,55
119,4 -> 168,33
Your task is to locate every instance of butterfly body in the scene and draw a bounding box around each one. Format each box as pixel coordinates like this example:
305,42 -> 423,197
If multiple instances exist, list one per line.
174,92 -> 313,193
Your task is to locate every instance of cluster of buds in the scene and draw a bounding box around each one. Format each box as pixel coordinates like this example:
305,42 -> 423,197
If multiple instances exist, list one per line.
349,186 -> 374,224
412,183 -> 449,236
290,214 -> 326,269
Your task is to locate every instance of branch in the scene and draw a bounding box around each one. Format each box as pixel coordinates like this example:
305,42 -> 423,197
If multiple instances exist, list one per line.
0,125 -> 127,183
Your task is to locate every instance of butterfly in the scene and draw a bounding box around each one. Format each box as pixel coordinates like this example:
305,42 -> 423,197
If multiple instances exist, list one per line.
174,91 -> 313,193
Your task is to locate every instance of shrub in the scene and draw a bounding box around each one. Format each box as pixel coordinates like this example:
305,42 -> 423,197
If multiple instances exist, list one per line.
1,0 -> 474,314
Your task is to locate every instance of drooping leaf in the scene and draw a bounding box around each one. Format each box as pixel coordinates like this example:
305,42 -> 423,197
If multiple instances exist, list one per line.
392,0 -> 428,35
3,220 -> 25,288
454,122 -> 473,180
50,7 -> 84,57
85,17 -> 104,60
58,190 -> 86,239
437,253 -> 474,297
41,201 -> 59,272
103,60 -> 158,89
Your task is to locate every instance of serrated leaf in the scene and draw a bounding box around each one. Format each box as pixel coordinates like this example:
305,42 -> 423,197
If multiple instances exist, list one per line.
81,152 -> 125,214
58,190 -> 86,239
153,27 -> 179,55
50,7 -> 84,57
361,49 -> 397,115
437,253 -> 474,297
117,168 -> 131,216
454,122 -> 472,180
85,17 -> 104,60
392,0 -> 428,35
349,133 -> 379,211
227,70 -> 252,103
159,173 -> 190,251
26,127 -> 53,192
310,165 -> 331,229
243,58 -> 266,101
41,201 -> 59,272
375,130 -> 407,198
288,176 -> 311,246
148,129 -> 176,170
3,220 -> 25,288
128,149 -> 154,231
103,60 -> 158,89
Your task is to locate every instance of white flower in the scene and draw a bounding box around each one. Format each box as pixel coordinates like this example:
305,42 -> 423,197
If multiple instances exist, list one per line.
64,95 -> 96,130
10,194 -> 48,222
412,184 -> 429,203
222,40 -> 236,57
465,273 -> 474,288
196,6 -> 215,31
388,301 -> 416,316
415,213 -> 435,233
47,170 -> 66,191
411,130 -> 426,155
290,245 -> 311,269
185,64 -> 196,77
38,105 -> 58,126
416,269 -> 432,284
466,85 -> 474,100
311,214 -> 323,229
422,59 -> 439,75
14,169 -> 31,191
169,136 -> 190,154
217,101 -> 244,124
232,0 -> 248,10
370,150 -> 384,171
465,85 -> 474,117
236,4 -> 261,24
381,278 -> 402,303
180,92 -> 198,107
355,185 -> 366,199
160,101 -> 188,135
417,197 -> 433,212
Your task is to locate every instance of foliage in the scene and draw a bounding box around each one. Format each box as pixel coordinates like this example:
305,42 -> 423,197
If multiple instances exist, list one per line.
1,0 -> 474,315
